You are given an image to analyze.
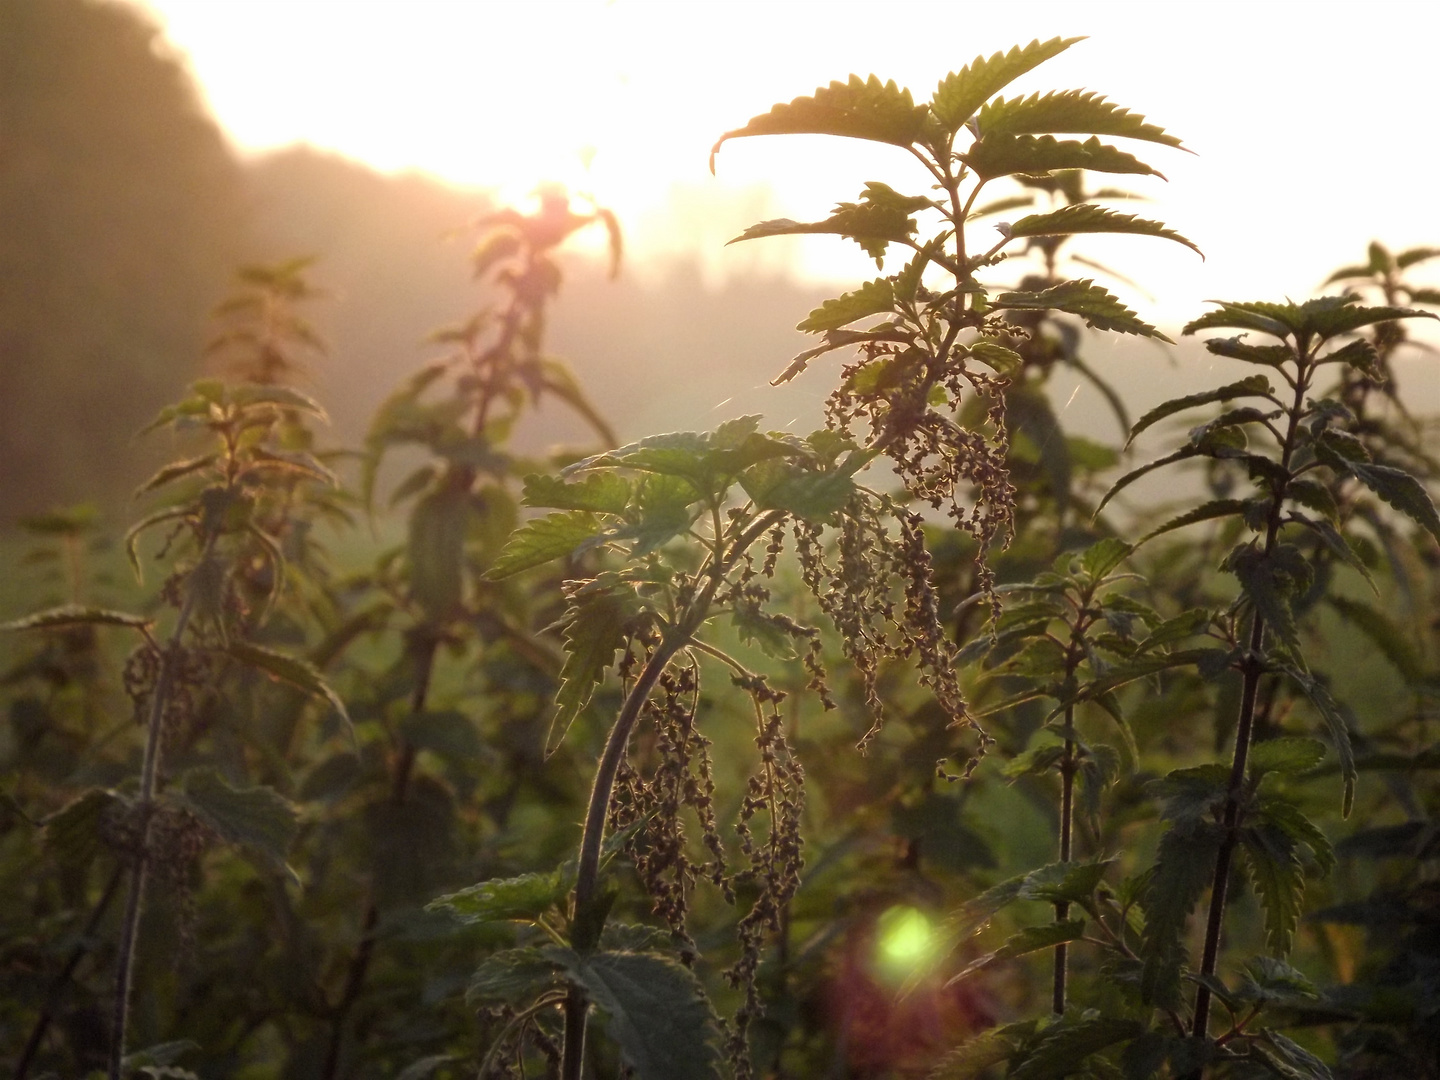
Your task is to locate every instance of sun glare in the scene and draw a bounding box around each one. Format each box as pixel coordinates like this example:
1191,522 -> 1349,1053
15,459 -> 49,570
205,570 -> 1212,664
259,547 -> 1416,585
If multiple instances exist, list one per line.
875,905 -> 936,983
136,0 -> 1440,318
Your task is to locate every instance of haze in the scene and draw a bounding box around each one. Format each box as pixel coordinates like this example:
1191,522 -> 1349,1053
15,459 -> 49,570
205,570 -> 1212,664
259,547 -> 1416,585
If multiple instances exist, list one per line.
133,0 -> 1440,329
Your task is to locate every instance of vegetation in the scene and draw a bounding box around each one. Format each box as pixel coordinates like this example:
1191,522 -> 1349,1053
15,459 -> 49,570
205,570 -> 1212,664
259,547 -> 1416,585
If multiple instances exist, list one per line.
3,28 -> 1439,1080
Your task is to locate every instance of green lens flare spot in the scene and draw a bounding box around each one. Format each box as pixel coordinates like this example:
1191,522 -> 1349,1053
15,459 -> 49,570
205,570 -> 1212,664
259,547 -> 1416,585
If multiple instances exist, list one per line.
875,905 -> 934,981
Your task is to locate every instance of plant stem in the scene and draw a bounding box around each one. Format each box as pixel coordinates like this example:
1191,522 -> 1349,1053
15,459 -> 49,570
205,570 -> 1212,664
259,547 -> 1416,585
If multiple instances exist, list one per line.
1053,712 -> 1075,1016
108,535 -> 214,1080
560,510 -> 784,1080
1188,340 -> 1312,1065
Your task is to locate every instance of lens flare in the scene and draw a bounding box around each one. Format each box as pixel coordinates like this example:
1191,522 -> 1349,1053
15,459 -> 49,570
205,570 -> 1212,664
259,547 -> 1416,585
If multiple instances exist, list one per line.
875,905 -> 934,982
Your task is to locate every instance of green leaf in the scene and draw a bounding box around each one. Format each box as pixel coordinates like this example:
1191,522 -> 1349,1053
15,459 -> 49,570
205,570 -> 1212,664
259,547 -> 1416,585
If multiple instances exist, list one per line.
979,90 -> 1184,149
465,946 -> 563,1004
0,604 -> 150,633
1136,499 -> 1251,547
1141,818 -> 1224,1007
124,506 -> 192,580
1277,667 -> 1357,817
1249,1029 -> 1334,1080
1005,203 -> 1199,257
486,510 -> 604,580
728,187 -> 924,266
224,640 -> 352,732
408,486 -> 469,619
963,135 -> 1163,183
1023,860 -> 1115,906
740,459 -> 857,521
1079,537 -> 1132,580
796,278 -> 895,333
175,768 -> 298,875
1226,544 -> 1304,660
931,1023 -> 1034,1079
563,950 -> 723,1080
732,608 -> 800,660
1249,737 -> 1328,778
44,788 -> 123,866
135,454 -> 218,497
994,280 -> 1169,340
1239,822 -> 1306,954
1201,334 -> 1293,368
549,589 -> 632,754
1011,1017 -> 1146,1080
1125,376 -> 1274,447
1338,459 -> 1440,548
948,919 -> 1085,985
229,384 -> 329,421
523,472 -> 632,515
711,74 -> 928,169
931,37 -> 1083,132
968,340 -> 1024,376
428,871 -> 567,925
1317,337 -> 1383,380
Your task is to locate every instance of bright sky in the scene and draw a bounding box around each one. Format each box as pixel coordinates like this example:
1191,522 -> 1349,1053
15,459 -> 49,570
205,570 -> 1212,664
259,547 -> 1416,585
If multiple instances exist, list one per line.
134,0 -> 1439,330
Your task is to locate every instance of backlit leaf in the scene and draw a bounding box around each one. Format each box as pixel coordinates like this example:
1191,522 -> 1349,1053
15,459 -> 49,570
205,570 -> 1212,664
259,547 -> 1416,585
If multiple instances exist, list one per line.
711,74 -> 928,169
428,871 -> 567,925
1005,203 -> 1199,257
931,37 -> 1083,132
1141,818 -> 1224,1007
1125,376 -> 1274,446
979,90 -> 1184,149
1279,666 -> 1357,816
797,278 -> 896,333
962,135 -> 1163,182
1011,1016 -> 1146,1080
486,510 -> 604,580
947,919 -> 1085,985
465,946 -> 563,1004
549,588 -> 633,754
994,280 -> 1169,340
408,486 -> 469,618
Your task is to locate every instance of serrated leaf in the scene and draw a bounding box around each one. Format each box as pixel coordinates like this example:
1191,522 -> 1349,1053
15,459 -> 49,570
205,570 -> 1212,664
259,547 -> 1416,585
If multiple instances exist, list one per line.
1227,545 -> 1303,661
796,278 -> 895,333
522,472 -> 632,515
930,1023 -> 1034,1079
979,90 -> 1185,149
175,768 -> 297,874
1011,1017 -> 1146,1080
1239,823 -> 1306,954
564,950 -> 723,1080
739,459 -> 856,521
968,340 -> 1024,376
1136,499 -> 1251,547
728,197 -> 920,266
1078,536 -> 1132,580
1006,203 -> 1199,257
124,506 -> 192,580
0,605 -> 150,633
44,788 -> 123,866
1318,337 -> 1383,380
1344,460 -> 1440,548
429,871 -> 567,925
486,511 -> 603,580
229,384 -> 329,421
711,74 -> 928,169
1249,737 -> 1328,777
948,920 -> 1085,985
1277,667 -> 1356,817
1125,376 -> 1274,447
1023,860 -> 1115,906
465,946 -> 563,1004
931,37 -> 1083,132
225,640 -> 351,732
995,280 -> 1169,340
549,589 -> 632,754
1140,818 -> 1224,1007
732,608 -> 800,660
963,134 -> 1163,182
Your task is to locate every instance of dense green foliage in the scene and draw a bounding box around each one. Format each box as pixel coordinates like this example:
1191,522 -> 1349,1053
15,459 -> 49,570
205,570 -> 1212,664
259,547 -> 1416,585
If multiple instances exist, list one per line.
3,31 -> 1439,1080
